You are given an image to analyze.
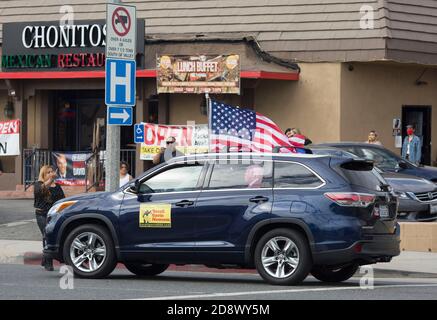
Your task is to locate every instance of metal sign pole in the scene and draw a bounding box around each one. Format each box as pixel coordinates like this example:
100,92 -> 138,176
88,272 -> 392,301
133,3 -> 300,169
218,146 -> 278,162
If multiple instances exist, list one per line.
205,92 -> 211,153
105,0 -> 122,192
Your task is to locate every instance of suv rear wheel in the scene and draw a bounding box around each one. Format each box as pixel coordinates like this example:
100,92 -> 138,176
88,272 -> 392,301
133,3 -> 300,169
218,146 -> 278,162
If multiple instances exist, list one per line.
254,228 -> 312,286
311,264 -> 359,283
63,224 -> 117,278
124,263 -> 169,277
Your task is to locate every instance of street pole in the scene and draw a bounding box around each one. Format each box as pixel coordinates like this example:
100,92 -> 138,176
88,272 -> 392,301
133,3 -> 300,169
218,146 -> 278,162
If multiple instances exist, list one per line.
206,92 -> 211,153
105,0 -> 122,192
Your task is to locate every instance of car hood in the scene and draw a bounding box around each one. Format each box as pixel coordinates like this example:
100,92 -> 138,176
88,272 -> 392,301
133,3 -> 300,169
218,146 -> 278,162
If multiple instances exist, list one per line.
381,172 -> 436,193
62,191 -> 110,202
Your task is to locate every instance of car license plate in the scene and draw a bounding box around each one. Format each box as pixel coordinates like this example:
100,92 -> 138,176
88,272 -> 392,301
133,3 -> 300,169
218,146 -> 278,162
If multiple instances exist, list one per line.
379,205 -> 389,218
430,203 -> 437,214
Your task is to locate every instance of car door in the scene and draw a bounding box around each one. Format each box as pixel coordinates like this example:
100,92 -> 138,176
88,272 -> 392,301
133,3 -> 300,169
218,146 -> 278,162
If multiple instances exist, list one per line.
118,162 -> 206,260
194,158 -> 273,262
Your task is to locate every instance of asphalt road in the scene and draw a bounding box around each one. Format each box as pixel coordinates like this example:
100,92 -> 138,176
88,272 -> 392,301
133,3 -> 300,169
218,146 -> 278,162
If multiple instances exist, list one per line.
0,200 -> 40,241
1,264 -> 437,300
0,200 -> 35,225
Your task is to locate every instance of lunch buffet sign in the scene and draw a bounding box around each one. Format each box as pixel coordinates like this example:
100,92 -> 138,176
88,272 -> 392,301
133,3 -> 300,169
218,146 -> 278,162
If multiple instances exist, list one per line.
156,54 -> 240,94
1,20 -> 145,71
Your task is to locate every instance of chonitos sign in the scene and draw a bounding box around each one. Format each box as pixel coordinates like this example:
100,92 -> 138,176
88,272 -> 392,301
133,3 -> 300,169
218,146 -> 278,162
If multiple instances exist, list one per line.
1,20 -> 144,71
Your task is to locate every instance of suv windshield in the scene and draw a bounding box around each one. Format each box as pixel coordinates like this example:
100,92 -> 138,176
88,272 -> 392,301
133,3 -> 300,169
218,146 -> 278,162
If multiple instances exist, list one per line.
339,146 -> 416,171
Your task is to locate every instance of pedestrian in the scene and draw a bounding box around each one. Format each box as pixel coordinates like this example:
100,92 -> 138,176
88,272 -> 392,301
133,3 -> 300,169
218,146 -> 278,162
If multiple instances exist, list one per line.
365,130 -> 382,145
34,165 -> 65,271
119,161 -> 133,187
152,136 -> 184,165
285,128 -> 293,139
402,125 -> 422,165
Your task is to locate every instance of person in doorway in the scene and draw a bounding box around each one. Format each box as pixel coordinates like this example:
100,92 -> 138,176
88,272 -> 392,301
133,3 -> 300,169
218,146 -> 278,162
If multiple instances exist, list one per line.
402,125 -> 422,165
365,130 -> 382,145
34,165 -> 65,271
152,136 -> 184,165
119,161 -> 133,187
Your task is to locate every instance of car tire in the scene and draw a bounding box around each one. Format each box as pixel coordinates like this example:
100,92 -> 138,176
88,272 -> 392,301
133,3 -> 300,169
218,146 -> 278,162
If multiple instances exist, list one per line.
254,228 -> 312,286
63,224 -> 117,279
124,263 -> 169,277
311,264 -> 359,283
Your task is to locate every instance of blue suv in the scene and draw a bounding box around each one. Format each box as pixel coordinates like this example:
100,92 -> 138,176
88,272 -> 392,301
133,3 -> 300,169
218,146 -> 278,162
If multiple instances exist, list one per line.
44,153 -> 400,285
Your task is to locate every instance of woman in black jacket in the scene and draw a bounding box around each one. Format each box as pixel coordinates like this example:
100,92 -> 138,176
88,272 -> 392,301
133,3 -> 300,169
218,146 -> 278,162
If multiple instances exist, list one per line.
34,165 -> 65,271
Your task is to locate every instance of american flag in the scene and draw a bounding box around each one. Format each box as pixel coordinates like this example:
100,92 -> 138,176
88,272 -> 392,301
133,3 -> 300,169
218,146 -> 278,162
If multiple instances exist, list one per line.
209,100 -> 295,153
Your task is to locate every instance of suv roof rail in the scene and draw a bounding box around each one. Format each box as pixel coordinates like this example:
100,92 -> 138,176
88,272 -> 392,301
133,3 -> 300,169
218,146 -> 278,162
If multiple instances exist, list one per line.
272,146 -> 313,154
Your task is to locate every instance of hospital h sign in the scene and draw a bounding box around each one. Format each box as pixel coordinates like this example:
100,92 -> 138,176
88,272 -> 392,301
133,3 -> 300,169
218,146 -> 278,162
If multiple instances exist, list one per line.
105,58 -> 136,106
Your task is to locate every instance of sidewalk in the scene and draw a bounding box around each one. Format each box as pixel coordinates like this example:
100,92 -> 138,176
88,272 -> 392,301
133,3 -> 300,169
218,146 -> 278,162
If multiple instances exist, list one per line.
0,239 -> 436,277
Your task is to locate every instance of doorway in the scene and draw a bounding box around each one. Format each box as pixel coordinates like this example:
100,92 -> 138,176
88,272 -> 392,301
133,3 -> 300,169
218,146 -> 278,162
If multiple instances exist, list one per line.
52,90 -> 135,152
402,106 -> 432,165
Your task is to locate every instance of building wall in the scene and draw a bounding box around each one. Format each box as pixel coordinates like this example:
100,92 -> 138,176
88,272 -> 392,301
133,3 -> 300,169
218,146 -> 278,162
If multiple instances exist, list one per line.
255,63 -> 342,143
340,62 -> 437,163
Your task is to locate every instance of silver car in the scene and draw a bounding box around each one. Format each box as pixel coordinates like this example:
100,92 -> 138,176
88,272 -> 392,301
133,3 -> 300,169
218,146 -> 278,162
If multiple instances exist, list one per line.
310,146 -> 437,222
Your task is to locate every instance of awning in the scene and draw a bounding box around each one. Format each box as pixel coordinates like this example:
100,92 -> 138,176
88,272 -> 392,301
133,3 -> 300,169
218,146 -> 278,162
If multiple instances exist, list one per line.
0,69 -> 298,80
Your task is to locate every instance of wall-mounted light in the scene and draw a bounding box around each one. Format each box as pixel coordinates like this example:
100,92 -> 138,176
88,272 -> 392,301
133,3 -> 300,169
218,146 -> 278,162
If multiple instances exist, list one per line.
4,100 -> 14,119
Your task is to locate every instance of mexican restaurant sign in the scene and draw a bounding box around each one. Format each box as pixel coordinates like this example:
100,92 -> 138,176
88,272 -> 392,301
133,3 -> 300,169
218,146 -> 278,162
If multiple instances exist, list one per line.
0,119 -> 20,156
1,20 -> 145,71
157,54 -> 240,94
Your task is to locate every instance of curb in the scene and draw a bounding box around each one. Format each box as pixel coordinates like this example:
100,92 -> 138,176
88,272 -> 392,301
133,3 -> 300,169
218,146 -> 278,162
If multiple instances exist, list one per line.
19,251 -> 437,278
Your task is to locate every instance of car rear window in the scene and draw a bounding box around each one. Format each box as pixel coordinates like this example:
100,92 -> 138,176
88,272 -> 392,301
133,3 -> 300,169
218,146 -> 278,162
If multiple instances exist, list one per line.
335,161 -> 387,191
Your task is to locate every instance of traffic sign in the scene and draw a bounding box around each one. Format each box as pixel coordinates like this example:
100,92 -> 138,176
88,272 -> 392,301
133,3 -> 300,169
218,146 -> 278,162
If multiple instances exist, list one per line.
107,106 -> 133,126
106,3 -> 136,60
134,123 -> 145,143
105,58 -> 136,106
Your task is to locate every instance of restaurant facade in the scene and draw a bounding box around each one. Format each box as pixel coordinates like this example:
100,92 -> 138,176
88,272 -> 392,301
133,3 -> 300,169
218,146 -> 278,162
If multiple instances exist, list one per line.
1,0 -> 437,193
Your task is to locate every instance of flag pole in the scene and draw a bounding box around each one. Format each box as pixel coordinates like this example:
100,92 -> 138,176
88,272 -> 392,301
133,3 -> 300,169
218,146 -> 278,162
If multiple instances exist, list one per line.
206,92 -> 211,153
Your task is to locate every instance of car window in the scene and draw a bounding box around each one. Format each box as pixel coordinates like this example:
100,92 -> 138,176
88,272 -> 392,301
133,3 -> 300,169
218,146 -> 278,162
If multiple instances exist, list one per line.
208,161 -> 273,190
357,147 -> 401,171
337,166 -> 387,191
274,162 -> 323,188
139,165 -> 203,193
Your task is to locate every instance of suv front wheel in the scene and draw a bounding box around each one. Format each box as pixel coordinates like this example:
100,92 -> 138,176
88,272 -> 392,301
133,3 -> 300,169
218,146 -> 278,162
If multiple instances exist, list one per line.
254,228 -> 312,286
63,224 -> 117,278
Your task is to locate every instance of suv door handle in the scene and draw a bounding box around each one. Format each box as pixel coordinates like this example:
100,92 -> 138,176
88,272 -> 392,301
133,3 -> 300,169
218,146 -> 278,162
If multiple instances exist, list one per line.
249,196 -> 269,203
175,200 -> 194,207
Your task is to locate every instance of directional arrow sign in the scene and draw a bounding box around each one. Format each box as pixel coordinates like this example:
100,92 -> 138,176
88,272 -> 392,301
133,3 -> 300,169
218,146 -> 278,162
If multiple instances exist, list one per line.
107,106 -> 133,126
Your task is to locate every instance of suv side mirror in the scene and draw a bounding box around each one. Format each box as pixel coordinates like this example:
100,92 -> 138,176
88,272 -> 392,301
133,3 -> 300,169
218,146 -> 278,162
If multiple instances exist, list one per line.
130,179 -> 140,193
398,160 -> 408,169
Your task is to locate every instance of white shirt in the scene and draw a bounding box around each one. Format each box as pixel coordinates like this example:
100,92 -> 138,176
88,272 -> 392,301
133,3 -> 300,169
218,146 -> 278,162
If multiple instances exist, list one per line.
119,174 -> 132,187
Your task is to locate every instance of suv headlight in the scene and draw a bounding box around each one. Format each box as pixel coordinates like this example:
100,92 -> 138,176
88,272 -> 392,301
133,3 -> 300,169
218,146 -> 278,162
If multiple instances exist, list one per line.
48,200 -> 78,216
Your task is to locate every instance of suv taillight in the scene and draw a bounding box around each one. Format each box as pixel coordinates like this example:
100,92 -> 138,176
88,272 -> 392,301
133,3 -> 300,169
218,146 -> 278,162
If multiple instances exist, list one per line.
324,192 -> 375,208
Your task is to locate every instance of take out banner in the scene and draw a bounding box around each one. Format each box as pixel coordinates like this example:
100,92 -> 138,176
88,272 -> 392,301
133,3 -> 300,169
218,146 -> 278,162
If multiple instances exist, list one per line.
139,123 -> 209,160
0,119 -> 20,156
